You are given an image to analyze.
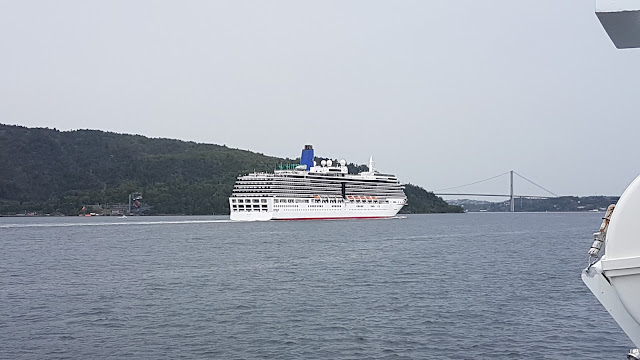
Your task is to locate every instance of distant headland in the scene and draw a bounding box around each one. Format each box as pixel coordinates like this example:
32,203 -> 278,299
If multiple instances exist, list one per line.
0,124 -> 462,216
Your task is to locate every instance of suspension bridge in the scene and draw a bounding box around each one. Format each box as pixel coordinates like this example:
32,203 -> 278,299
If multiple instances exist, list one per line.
434,171 -> 558,212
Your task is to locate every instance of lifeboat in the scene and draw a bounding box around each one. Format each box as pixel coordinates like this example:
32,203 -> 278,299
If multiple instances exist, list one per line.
583,175 -> 640,349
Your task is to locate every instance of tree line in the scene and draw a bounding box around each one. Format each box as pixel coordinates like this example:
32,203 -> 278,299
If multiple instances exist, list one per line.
0,124 -> 461,215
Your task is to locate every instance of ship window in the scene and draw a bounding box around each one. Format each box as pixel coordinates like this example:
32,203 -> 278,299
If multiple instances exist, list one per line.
233,205 -> 238,209
261,199 -> 267,203
253,205 -> 260,208
253,199 -> 259,203
231,199 -> 236,203
238,199 -> 244,203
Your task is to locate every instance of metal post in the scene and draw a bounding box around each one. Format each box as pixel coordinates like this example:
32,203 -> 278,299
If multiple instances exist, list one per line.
128,193 -> 132,215
510,170 -> 515,212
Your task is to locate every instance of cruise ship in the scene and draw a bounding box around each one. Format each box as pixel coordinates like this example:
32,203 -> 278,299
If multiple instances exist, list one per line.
229,145 -> 407,221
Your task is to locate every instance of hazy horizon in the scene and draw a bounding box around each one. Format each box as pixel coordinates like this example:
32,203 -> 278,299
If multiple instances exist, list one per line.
2,1 -> 639,198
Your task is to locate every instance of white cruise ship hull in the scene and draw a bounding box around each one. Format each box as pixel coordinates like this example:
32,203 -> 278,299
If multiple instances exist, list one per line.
229,146 -> 407,221
230,197 -> 406,221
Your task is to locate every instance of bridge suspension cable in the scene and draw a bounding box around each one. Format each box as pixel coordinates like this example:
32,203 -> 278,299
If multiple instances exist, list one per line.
513,171 -> 558,198
434,171 -> 557,198
434,171 -> 510,192
433,170 -> 558,212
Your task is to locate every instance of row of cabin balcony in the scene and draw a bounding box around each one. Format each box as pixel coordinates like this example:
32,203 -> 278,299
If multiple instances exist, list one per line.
232,187 -> 405,193
235,181 -> 402,187
237,175 -> 400,182
236,178 -> 400,184
232,188 -> 404,193
231,191 -> 403,195
232,188 -> 404,194
233,184 -> 403,190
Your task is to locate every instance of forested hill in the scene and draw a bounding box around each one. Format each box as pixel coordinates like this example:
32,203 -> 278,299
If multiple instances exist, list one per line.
401,184 -> 464,214
0,124 -> 461,215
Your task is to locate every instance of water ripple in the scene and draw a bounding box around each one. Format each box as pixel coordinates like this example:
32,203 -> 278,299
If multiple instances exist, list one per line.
0,213 -> 631,359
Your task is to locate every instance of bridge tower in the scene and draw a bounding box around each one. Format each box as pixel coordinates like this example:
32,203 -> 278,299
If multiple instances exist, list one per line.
510,170 -> 515,212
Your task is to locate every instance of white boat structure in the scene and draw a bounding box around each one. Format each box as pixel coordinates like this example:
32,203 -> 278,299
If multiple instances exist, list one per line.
229,145 -> 406,221
583,2 -> 640,359
583,177 -> 640,359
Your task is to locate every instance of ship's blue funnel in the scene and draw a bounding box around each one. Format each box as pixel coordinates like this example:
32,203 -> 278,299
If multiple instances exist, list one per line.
301,145 -> 314,170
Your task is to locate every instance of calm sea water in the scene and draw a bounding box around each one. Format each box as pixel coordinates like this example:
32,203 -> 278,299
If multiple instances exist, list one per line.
0,213 -> 630,359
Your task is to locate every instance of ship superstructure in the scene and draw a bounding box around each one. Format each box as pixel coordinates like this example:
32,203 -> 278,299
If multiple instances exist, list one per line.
229,145 -> 406,221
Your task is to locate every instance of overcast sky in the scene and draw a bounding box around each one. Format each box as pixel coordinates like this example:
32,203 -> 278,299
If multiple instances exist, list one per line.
1,1 -> 638,198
